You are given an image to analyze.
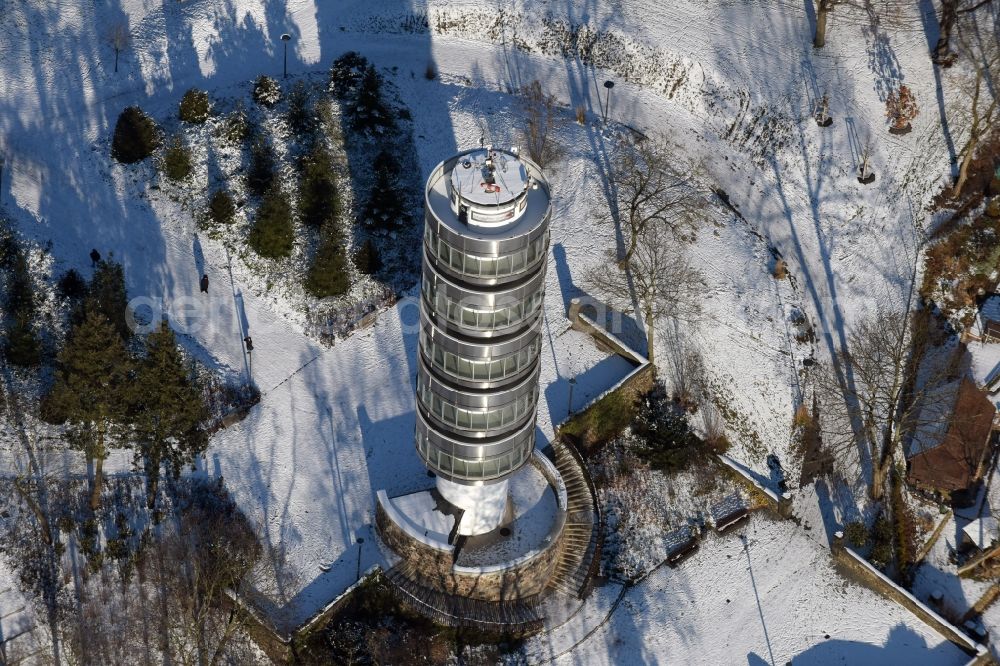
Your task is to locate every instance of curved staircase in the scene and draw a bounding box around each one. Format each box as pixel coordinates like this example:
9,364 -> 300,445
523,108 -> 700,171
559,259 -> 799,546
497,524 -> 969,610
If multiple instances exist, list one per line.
381,438 -> 602,633
544,438 -> 602,600
385,561 -> 543,634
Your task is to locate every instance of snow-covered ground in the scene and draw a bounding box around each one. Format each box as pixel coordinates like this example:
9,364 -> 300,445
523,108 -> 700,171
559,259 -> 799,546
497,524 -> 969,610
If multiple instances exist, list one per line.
526,514 -> 970,665
0,0 -> 984,659
0,556 -> 48,665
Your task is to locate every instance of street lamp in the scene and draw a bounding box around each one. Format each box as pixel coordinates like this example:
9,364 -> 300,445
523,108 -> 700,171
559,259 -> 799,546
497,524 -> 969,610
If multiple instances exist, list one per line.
244,335 -> 253,381
0,154 -> 5,203
280,33 -> 291,79
602,80 -> 615,123
356,536 -> 365,581
567,376 -> 577,418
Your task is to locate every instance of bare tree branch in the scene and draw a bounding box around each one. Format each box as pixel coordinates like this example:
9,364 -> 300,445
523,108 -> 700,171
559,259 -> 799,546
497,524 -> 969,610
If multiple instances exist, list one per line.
588,225 -> 703,366
609,137 -> 707,269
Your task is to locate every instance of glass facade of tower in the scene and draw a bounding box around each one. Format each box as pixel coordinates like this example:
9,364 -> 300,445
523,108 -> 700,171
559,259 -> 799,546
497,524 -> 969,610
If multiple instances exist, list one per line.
417,148 -> 551,488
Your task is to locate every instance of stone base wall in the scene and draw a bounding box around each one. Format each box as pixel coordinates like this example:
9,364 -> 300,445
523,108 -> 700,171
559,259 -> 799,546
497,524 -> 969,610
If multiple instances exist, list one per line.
376,493 -> 564,602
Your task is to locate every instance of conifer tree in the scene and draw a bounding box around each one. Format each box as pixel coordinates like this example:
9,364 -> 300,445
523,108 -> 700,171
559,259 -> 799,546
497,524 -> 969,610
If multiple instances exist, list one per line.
286,81 -> 316,136
111,106 -> 161,163
162,135 -> 193,181
132,321 -> 208,508
247,136 -> 276,197
362,153 -> 407,230
351,65 -> 394,134
46,310 -> 133,510
353,237 -> 382,275
305,233 -> 351,297
329,51 -> 368,98
4,313 -> 41,368
248,186 -> 294,258
207,188 -> 236,226
298,146 -> 340,228
89,259 -> 131,340
178,88 -> 211,124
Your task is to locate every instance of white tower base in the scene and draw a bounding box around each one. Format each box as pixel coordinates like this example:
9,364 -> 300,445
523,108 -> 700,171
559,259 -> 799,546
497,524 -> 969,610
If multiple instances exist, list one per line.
436,477 -> 509,536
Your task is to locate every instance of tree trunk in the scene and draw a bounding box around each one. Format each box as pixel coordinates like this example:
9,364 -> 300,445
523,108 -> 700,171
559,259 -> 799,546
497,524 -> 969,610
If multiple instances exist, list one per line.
90,456 -> 104,510
13,479 -> 53,545
620,231 -> 638,269
146,472 -> 158,510
645,309 -> 655,366
814,1 -> 831,48
871,460 -> 887,501
955,140 -> 977,197
934,0 -> 959,63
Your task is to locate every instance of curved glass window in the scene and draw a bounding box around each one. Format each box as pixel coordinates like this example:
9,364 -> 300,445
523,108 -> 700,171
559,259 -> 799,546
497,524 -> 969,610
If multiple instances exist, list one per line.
421,278 -> 544,333
417,375 -> 537,433
419,329 -> 540,384
424,226 -> 549,279
416,430 -> 531,481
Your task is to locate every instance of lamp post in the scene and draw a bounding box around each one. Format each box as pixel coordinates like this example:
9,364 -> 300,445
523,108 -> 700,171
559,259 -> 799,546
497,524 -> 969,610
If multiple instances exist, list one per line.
602,80 -> 615,123
356,536 -> 364,581
0,154 -> 5,204
567,376 -> 577,418
280,33 -> 291,79
243,336 -> 253,382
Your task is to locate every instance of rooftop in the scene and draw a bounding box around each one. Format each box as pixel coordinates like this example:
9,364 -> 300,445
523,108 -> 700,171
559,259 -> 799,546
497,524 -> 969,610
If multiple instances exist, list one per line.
963,516 -> 1000,550
426,148 -> 550,241
450,148 -> 530,209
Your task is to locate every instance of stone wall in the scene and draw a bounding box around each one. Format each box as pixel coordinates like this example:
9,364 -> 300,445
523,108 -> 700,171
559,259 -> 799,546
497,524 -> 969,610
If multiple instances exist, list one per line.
375,455 -> 567,603
831,537 -> 984,658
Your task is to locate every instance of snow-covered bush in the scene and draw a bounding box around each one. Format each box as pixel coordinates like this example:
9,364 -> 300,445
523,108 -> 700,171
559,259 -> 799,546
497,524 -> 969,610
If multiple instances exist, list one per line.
207,188 -> 236,226
178,88 -> 210,124
632,380 -> 722,473
252,74 -> 281,108
219,103 -> 250,146
161,135 -> 192,182
248,186 -> 293,258
111,106 -> 161,163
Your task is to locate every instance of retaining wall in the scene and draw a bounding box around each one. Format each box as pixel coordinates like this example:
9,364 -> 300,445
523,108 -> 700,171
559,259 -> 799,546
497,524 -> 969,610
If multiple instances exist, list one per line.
832,538 -> 986,658
375,454 -> 567,602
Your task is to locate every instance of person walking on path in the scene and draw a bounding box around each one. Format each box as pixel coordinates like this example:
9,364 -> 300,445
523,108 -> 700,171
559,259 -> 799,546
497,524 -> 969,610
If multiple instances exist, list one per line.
200,273 -> 209,293
90,248 -> 101,267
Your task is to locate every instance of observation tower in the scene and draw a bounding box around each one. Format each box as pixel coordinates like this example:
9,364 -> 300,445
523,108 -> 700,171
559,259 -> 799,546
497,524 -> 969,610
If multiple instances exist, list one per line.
416,146 -> 550,535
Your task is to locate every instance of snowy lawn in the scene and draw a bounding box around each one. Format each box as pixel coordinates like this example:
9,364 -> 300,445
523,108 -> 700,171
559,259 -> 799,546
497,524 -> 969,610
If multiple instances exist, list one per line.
526,514 -> 971,665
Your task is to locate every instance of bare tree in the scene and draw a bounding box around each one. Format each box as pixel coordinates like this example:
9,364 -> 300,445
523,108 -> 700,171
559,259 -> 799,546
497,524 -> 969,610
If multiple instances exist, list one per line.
934,0 -> 995,65
814,300 -> 962,501
610,138 -> 706,269
108,21 -> 131,74
951,13 -> 1000,198
588,226 -> 703,366
814,0 -> 845,48
519,80 -> 563,169
67,481 -> 268,666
